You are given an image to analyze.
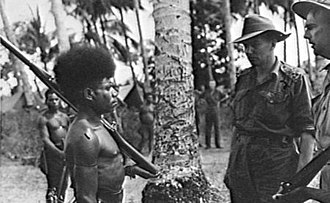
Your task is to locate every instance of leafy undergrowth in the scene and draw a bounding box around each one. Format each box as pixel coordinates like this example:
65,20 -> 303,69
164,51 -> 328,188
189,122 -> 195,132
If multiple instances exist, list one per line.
1,109 -> 43,169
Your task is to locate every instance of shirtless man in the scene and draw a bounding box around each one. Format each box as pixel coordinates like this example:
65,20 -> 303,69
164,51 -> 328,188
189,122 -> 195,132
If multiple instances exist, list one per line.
38,89 -> 70,202
54,46 -> 142,203
138,93 -> 155,154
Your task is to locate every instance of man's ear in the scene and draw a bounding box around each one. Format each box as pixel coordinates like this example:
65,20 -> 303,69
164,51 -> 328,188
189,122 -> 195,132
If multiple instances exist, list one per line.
271,40 -> 276,48
83,88 -> 95,101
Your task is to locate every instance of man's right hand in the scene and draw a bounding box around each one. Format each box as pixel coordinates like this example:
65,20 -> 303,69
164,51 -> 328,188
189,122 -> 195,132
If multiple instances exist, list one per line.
273,187 -> 310,203
125,165 -> 159,179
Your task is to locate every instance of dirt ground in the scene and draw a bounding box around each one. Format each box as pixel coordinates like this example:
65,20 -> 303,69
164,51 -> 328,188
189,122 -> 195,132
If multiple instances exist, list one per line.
0,106 -> 233,203
0,105 -> 320,203
0,133 -> 322,203
0,147 -> 231,203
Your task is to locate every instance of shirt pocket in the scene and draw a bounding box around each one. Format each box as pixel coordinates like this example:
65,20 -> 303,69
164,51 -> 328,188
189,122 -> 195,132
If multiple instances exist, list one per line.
258,90 -> 290,120
232,89 -> 250,120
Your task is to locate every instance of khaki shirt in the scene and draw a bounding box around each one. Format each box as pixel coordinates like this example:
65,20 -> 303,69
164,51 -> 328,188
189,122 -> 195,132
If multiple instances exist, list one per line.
232,58 -> 315,137
313,64 -> 330,148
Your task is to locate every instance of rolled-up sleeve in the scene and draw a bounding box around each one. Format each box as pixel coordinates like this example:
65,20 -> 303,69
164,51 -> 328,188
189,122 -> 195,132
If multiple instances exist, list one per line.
290,74 -> 315,136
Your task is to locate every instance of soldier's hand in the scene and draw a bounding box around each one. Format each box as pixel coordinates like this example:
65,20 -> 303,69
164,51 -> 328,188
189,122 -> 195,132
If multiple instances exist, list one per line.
273,187 -> 310,203
125,165 -> 138,179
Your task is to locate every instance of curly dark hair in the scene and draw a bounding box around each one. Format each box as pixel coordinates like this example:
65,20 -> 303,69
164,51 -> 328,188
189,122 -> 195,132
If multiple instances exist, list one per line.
44,89 -> 56,101
54,45 -> 116,105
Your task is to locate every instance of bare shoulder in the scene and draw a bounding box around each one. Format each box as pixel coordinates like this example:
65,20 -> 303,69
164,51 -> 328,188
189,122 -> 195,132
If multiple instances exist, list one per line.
37,113 -> 47,126
68,120 -> 98,144
58,111 -> 70,120
67,119 -> 100,165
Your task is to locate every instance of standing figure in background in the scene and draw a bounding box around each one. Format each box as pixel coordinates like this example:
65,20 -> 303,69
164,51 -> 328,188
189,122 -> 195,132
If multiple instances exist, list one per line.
203,80 -> 224,149
138,92 -> 155,155
225,15 -> 315,203
38,89 -> 70,202
194,85 -> 206,146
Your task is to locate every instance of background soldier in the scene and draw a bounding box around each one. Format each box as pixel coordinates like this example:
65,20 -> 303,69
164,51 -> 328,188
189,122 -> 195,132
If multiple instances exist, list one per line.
203,80 -> 224,149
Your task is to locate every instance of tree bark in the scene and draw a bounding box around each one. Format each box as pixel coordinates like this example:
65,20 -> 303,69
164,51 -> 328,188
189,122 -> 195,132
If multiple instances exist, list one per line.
142,0 -> 217,202
0,0 -> 34,106
50,0 -> 70,53
224,0 -> 236,91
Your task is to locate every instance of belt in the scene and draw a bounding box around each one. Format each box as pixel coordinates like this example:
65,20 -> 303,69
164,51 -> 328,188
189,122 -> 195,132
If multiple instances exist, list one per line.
236,131 -> 293,145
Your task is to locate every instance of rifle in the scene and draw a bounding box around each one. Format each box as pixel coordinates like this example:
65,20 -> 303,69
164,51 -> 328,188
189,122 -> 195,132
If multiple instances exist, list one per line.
0,35 -> 159,176
273,146 -> 330,198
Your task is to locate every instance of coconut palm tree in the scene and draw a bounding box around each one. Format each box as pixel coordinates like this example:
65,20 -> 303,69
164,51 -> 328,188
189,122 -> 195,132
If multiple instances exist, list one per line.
51,0 -> 70,53
191,0 -> 237,91
14,7 -> 51,69
0,0 -> 35,106
142,0 -> 220,202
63,0 -> 138,61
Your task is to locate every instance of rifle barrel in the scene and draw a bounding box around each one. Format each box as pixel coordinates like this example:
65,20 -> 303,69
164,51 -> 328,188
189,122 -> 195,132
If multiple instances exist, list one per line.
0,35 -> 158,176
0,35 -> 78,112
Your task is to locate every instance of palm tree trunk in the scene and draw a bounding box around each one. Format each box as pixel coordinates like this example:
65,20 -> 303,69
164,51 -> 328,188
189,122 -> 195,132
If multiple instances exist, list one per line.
134,0 -> 150,92
100,15 -> 108,46
254,0 -> 260,14
306,40 -> 313,83
204,26 -> 214,82
50,0 -> 70,53
142,0 -> 216,202
293,14 -> 301,67
119,8 -> 136,82
224,0 -> 236,91
283,11 -> 287,62
0,0 -> 34,106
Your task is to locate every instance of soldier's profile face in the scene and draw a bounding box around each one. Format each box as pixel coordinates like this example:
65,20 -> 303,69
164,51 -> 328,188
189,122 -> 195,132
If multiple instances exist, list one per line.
304,10 -> 330,58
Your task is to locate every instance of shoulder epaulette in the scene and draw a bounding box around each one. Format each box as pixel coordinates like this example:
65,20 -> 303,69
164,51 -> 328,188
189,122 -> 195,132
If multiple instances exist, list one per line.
84,128 -> 94,140
280,62 -> 304,82
236,67 -> 253,78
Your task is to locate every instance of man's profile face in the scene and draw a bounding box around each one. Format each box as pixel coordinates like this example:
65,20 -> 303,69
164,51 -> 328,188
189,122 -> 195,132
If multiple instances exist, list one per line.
304,10 -> 330,58
46,93 -> 60,110
92,77 -> 119,114
242,35 -> 274,67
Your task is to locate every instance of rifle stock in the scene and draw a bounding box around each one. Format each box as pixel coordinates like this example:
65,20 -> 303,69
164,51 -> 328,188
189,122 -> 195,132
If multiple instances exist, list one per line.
273,146 -> 330,197
0,35 -> 159,176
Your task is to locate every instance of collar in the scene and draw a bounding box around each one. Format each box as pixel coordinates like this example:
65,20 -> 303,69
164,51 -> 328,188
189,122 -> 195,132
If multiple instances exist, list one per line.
251,57 -> 280,77
252,57 -> 280,85
271,57 -> 280,77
